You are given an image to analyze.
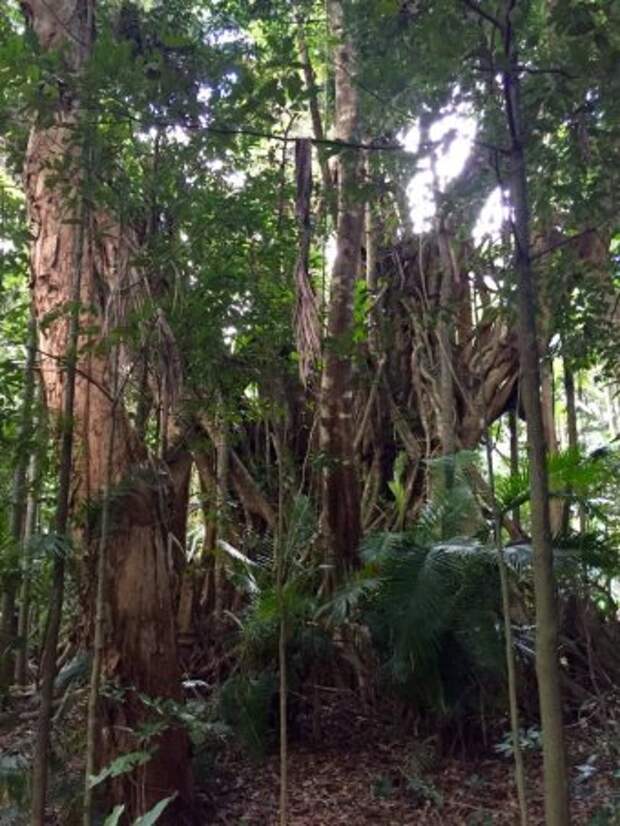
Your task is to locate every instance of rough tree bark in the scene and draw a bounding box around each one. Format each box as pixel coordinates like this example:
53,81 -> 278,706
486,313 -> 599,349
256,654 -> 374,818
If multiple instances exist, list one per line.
501,4 -> 571,823
83,348 -> 119,826
31,140 -> 84,826
318,0 -> 364,573
21,0 -> 191,817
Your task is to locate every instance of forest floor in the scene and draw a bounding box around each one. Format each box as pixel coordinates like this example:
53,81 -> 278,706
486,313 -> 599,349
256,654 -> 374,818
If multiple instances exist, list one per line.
203,697 -> 620,826
1,690 -> 619,824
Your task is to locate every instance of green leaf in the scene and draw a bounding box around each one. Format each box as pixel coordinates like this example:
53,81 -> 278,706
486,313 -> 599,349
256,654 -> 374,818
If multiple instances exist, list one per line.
89,750 -> 151,788
133,794 -> 178,826
104,805 -> 126,826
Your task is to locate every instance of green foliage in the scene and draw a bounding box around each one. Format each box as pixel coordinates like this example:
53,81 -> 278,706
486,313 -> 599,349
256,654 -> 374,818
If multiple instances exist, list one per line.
216,496 -> 335,755
361,531 -> 504,716
372,774 -> 394,799
0,750 -> 29,809
1,0 -> 619,816
419,452 -> 485,542
495,446 -> 619,524
103,806 -> 126,826
229,497 -> 323,666
353,280 -> 370,344
494,445 -> 620,599
133,794 -> 177,826
89,750 -> 152,789
587,806 -> 620,826
494,725 -> 542,759
388,451 -> 408,526
103,793 -> 177,826
218,671 -> 277,758
403,769 -> 443,808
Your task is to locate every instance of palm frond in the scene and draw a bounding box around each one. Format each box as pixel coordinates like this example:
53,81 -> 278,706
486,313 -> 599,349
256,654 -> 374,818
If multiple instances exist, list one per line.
360,532 -> 504,714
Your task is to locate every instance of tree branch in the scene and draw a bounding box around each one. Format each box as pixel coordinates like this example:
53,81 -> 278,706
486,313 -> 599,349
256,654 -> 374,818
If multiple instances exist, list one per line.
459,0 -> 503,30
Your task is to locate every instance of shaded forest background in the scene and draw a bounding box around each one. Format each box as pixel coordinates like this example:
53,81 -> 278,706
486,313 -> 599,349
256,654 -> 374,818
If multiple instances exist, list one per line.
0,0 -> 620,823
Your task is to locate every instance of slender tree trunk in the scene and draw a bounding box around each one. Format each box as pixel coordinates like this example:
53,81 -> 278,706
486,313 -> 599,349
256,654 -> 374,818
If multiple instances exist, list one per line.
296,24 -> 337,226
508,409 -> 522,532
365,151 -> 380,356
564,364 -> 578,454
502,11 -> 570,823
541,361 -> 558,455
319,0 -> 364,574
278,612 -> 288,826
276,425 -> 288,826
22,2 -> 191,818
277,541 -> 288,826
1,311 -> 37,697
563,360 -> 585,534
541,360 -> 563,534
15,444 -> 41,687
214,410 -> 228,618
485,429 -> 529,826
194,447 -> 218,613
605,386 -> 618,437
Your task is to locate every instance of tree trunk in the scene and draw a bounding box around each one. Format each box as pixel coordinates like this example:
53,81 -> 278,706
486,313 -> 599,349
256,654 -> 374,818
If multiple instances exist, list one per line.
83,348 -> 119,826
296,24 -> 337,226
502,11 -> 570,824
31,158 -> 85,826
15,444 -> 41,687
292,139 -> 321,386
564,362 -> 578,455
0,311 -> 37,696
429,136 -> 458,493
508,409 -> 522,532
563,359 -> 585,533
214,412 -> 229,618
319,0 -> 364,574
541,360 -> 563,534
436,222 -> 457,493
22,1 -> 191,817
365,150 -> 379,356
485,429 -> 529,826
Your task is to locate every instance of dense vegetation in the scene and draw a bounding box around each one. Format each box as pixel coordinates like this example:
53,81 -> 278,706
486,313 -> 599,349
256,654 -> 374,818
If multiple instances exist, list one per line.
0,0 -> 619,823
